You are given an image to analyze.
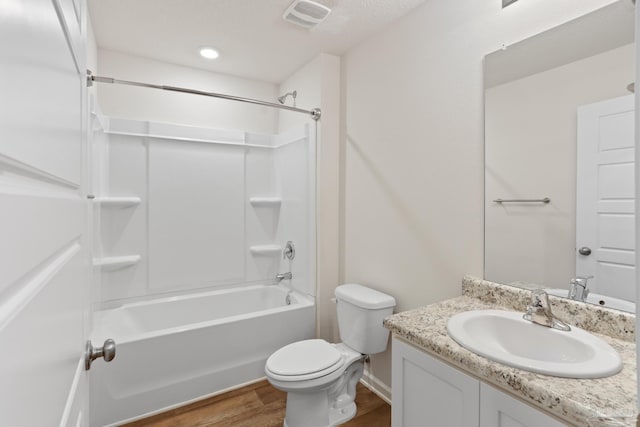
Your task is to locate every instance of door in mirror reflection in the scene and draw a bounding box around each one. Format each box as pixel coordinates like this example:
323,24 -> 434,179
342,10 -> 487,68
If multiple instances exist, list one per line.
576,95 -> 635,302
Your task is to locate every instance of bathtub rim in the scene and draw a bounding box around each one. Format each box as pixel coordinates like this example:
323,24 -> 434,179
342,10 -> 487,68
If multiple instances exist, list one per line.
91,284 -> 315,345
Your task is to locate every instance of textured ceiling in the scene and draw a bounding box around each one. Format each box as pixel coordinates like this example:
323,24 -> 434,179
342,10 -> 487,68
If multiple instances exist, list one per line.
89,0 -> 427,83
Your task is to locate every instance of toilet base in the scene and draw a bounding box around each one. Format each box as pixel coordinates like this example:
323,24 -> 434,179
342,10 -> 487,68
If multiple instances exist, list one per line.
282,400 -> 356,427
280,357 -> 364,427
329,401 -> 356,426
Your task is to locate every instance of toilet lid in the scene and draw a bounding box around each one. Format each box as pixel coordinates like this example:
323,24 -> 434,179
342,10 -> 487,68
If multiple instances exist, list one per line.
266,339 -> 343,377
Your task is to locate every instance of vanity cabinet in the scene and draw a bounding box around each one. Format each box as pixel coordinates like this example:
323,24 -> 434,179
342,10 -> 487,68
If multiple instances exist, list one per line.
392,338 -> 568,427
392,335 -> 479,426
479,383 -> 566,427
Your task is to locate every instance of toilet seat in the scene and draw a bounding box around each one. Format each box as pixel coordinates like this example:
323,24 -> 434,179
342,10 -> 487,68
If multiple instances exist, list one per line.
266,339 -> 345,382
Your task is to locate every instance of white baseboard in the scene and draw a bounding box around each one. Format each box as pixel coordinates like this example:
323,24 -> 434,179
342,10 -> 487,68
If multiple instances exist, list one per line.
360,368 -> 392,405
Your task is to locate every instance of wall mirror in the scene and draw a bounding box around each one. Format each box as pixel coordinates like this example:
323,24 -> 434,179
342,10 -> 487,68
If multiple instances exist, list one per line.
484,0 -> 636,312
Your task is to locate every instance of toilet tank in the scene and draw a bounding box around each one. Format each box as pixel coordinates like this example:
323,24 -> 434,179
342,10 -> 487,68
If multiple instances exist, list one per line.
335,284 -> 396,355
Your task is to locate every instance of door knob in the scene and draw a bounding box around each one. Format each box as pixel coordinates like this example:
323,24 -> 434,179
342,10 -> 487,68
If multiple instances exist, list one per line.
85,339 -> 116,370
283,241 -> 295,260
578,247 -> 592,256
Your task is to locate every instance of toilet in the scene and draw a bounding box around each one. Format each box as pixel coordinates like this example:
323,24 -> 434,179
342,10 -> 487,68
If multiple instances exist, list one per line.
265,284 -> 396,427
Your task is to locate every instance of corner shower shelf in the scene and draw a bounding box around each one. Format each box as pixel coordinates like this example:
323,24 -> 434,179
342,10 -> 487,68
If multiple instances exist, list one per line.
94,196 -> 142,208
249,245 -> 282,257
249,197 -> 282,207
93,255 -> 141,270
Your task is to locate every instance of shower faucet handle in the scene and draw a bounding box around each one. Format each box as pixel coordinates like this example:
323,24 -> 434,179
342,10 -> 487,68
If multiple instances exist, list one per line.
283,241 -> 295,260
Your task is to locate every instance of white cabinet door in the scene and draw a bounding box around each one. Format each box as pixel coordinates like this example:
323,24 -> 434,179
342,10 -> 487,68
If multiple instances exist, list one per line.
0,0 -> 90,425
480,383 -> 568,427
392,338 -> 480,427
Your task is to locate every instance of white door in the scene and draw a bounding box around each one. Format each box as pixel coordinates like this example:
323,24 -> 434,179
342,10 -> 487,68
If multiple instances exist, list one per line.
0,0 -> 90,426
576,95 -> 635,301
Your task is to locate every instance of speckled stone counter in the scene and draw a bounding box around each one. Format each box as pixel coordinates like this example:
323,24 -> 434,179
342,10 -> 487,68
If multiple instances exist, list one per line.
384,276 -> 637,427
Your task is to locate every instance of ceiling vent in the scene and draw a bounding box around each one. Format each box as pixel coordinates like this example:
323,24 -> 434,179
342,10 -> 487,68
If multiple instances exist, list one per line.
282,0 -> 332,29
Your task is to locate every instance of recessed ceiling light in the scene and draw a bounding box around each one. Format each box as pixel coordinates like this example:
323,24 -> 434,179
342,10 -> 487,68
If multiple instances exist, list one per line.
199,47 -> 219,60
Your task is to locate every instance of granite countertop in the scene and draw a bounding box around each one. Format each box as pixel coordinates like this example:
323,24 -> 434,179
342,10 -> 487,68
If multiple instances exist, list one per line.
384,278 -> 637,427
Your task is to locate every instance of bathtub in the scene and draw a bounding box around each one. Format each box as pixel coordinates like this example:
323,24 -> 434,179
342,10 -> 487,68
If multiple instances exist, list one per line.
89,284 -> 315,426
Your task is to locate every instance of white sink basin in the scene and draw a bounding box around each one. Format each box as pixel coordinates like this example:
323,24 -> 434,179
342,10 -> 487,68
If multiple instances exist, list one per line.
447,310 -> 622,378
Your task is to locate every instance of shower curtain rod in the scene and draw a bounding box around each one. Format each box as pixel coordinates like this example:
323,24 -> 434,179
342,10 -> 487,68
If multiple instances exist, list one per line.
86,70 -> 321,121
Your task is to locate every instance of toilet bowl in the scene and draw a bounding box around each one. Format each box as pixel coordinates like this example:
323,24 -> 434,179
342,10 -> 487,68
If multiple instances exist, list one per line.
266,339 -> 364,427
265,284 -> 396,427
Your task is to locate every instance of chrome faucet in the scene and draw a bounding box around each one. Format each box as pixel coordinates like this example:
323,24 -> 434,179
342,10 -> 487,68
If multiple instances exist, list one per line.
275,272 -> 292,282
523,289 -> 571,331
568,276 -> 593,302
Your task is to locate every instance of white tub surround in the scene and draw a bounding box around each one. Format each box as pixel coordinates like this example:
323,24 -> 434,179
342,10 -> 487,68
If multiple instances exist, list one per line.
92,115 -> 317,304
90,284 -> 314,426
384,276 -> 637,427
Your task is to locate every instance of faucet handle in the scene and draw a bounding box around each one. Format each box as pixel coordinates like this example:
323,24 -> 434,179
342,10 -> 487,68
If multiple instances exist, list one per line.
528,289 -> 550,312
524,289 -> 551,327
525,289 -> 571,331
525,289 -> 549,320
569,276 -> 593,303
571,275 -> 594,290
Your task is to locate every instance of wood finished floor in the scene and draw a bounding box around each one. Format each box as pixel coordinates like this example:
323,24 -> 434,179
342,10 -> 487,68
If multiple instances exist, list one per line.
122,380 -> 390,427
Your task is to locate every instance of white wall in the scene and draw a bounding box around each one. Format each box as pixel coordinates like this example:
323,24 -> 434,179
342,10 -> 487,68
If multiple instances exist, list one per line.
96,49 -> 279,134
341,0 -> 618,394
277,54 -> 342,341
485,44 -> 634,289
278,55 -> 323,131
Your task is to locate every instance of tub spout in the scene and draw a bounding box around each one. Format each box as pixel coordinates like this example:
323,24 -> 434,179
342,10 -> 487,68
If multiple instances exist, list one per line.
275,272 -> 292,282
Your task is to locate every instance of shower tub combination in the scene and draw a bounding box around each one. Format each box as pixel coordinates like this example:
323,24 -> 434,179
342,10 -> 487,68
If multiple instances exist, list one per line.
89,85 -> 319,426
90,284 -> 314,426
